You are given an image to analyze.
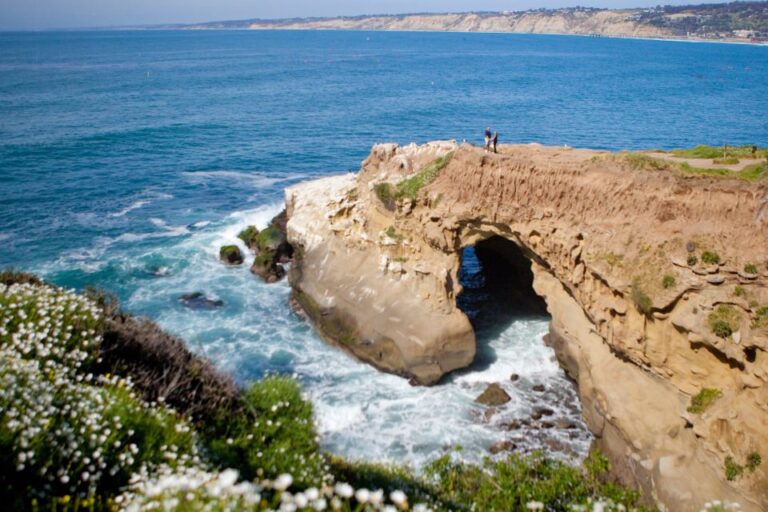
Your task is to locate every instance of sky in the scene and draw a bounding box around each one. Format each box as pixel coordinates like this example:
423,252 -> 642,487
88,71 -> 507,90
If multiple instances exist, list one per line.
0,0 -> 732,31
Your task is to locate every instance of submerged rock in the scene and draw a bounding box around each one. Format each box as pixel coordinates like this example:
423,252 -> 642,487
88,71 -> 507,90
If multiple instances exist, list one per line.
179,292 -> 223,310
489,440 -> 517,455
475,383 -> 511,406
219,245 -> 244,265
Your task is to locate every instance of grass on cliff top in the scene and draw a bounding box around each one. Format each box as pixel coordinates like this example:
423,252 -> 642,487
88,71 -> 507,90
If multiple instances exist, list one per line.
669,144 -> 767,160
375,152 -> 454,208
620,152 -> 768,182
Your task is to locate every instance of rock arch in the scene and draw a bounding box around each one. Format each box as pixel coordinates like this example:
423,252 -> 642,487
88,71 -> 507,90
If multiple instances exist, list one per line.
285,141 -> 768,511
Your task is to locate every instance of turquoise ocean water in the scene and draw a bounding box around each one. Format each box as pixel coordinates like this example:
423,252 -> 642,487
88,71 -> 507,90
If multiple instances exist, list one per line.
1,30 -> 766,467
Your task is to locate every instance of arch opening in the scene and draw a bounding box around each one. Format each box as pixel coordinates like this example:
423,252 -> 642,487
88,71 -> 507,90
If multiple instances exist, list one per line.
457,235 -> 549,371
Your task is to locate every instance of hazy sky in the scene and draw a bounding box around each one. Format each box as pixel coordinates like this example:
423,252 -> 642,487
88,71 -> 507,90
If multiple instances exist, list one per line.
0,0 -> 729,31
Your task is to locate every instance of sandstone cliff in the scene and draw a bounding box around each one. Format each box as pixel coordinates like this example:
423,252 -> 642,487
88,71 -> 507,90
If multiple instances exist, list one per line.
285,142 -> 768,510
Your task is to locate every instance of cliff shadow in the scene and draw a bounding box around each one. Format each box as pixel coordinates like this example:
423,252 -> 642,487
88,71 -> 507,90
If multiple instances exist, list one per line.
457,236 -> 549,372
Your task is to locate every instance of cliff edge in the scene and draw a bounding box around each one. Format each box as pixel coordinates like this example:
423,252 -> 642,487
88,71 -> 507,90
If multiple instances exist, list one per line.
285,141 -> 768,510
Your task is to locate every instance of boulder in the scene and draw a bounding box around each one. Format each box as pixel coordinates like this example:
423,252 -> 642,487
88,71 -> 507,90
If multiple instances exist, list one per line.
219,245 -> 244,265
237,225 -> 260,251
179,292 -> 223,310
475,383 -> 511,406
250,252 -> 286,283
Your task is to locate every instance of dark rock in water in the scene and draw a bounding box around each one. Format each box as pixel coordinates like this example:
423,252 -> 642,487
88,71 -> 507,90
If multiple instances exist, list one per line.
502,419 -> 523,430
532,384 -> 546,392
489,440 -> 517,455
475,383 -> 511,406
179,292 -> 223,310
539,420 -> 555,429
509,373 -> 520,382
219,245 -> 244,265
531,406 -> 555,421
251,252 -> 286,283
553,418 -> 578,429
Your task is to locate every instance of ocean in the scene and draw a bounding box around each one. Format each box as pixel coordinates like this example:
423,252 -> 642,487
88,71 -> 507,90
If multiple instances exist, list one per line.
1,29 -> 766,468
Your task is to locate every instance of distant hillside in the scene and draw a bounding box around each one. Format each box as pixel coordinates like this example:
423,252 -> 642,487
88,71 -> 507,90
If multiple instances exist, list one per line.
172,2 -> 768,42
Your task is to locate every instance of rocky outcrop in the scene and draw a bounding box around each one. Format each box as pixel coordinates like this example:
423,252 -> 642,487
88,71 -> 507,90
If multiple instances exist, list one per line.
285,141 -> 768,511
219,245 -> 244,265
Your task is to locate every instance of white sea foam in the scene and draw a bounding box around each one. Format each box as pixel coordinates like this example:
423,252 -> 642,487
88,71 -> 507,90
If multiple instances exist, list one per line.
49,201 -> 592,470
181,170 -> 307,189
109,200 -> 151,218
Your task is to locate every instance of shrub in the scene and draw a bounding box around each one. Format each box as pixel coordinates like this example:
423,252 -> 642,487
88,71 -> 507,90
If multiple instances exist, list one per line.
713,157 -> 740,165
423,450 -> 644,511
687,388 -> 722,414
96,315 -> 241,428
734,286 -> 745,298
0,268 -> 44,287
205,376 -> 326,489
631,281 -> 653,316
746,452 -> 761,472
724,456 -> 744,481
744,263 -> 758,274
708,305 -> 740,338
661,275 -> 676,289
755,306 -> 768,329
701,251 -> 720,265
0,354 -> 197,508
0,282 -> 103,375
374,183 -> 397,210
385,226 -> 404,243
396,153 -> 453,201
687,255 -> 698,266
623,153 -> 672,171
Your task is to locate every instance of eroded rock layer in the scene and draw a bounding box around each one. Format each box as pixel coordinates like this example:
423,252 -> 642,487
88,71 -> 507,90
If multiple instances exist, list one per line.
285,141 -> 768,511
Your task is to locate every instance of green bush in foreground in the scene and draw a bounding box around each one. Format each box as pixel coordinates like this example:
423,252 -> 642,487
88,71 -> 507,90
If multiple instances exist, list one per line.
724,456 -> 744,481
423,450 -> 648,512
662,275 -> 676,289
205,375 -> 326,489
1,278 -> 664,512
688,388 -> 722,414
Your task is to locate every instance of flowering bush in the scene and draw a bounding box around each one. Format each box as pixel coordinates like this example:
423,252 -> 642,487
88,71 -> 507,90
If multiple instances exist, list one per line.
205,376 -> 327,489
0,283 -> 197,509
0,282 -> 102,375
117,466 -> 432,512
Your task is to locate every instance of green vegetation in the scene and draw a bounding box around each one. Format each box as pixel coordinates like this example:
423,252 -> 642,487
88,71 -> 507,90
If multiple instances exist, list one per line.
219,245 -> 242,262
679,162 -> 768,182
374,153 -> 454,209
385,225 -> 404,243
734,285 -> 746,298
254,225 -> 283,252
701,251 -> 720,265
661,275 -> 676,289
724,456 -> 744,481
622,153 -> 673,171
373,182 -> 397,210
206,376 -> 326,488
671,145 -> 766,160
708,305 -> 740,338
754,305 -> 768,329
744,263 -> 758,275
713,156 -> 740,165
237,225 -> 259,248
687,255 -> 698,266
604,252 -> 624,268
0,277 -> 662,511
687,388 -> 722,414
253,252 -> 274,268
423,450 -> 649,512
747,452 -> 762,473
396,152 -> 453,201
631,281 -> 653,316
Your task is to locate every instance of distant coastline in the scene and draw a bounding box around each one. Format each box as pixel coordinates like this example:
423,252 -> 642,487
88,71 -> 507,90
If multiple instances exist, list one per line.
150,2 -> 768,46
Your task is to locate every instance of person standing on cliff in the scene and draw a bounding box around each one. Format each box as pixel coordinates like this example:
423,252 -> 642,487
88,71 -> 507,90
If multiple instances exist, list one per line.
484,127 -> 492,151
492,132 -> 499,153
